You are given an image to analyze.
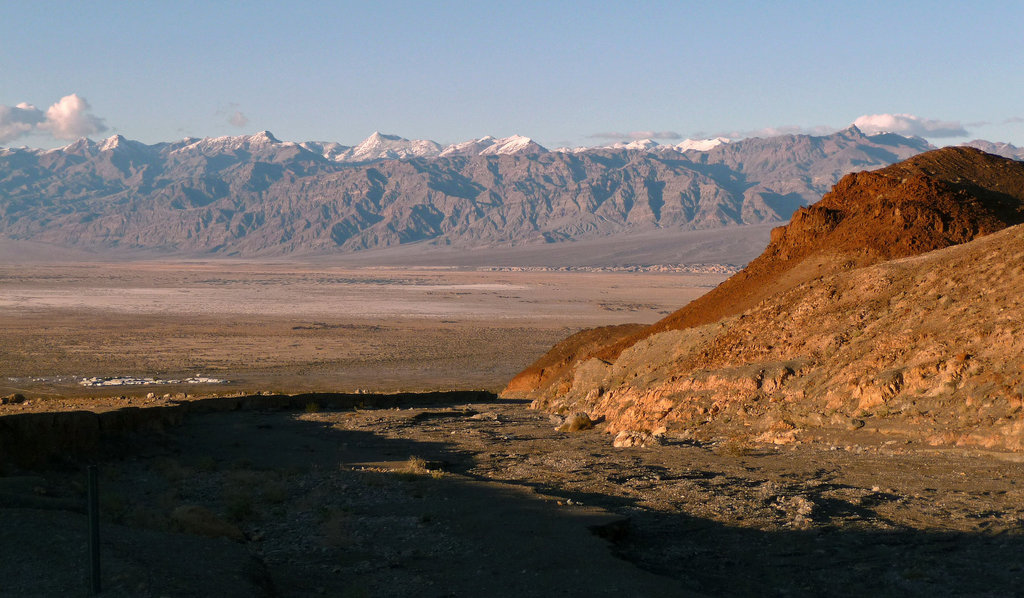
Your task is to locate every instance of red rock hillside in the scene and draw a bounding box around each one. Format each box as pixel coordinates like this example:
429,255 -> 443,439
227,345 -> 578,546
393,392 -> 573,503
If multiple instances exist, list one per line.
503,147 -> 1024,403
503,148 -> 1024,449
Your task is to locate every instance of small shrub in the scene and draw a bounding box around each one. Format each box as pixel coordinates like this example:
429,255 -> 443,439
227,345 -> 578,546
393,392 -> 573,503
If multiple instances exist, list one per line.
402,456 -> 429,475
305,401 -> 321,413
718,440 -> 757,457
396,456 -> 444,480
558,414 -> 594,432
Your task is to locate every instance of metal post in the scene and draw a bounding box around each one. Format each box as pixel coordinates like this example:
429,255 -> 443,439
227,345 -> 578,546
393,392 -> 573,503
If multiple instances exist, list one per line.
87,465 -> 101,594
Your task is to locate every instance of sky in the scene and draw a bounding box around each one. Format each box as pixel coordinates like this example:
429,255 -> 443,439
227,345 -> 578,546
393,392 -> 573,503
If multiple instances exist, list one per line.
2,1 -> 1023,149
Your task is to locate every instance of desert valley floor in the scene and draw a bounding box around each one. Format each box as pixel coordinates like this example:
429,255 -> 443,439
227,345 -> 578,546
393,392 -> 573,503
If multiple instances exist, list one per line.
0,260 -> 726,399
2,257 -> 1023,596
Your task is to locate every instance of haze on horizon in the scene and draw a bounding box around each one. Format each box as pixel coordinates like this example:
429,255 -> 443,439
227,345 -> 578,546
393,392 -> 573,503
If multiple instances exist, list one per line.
1,1 -> 1022,149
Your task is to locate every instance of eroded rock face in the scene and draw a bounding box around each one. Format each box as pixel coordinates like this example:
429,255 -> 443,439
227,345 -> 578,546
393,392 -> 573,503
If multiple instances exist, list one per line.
536,223 -> 1024,449
503,324 -> 645,400
507,148 -> 1024,450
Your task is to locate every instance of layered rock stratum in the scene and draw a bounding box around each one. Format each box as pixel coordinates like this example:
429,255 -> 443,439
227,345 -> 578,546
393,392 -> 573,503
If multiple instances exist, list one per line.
504,147 -> 1024,450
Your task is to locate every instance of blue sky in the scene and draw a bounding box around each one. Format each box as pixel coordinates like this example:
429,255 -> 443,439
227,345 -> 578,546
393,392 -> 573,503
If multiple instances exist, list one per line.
2,1 -> 1022,148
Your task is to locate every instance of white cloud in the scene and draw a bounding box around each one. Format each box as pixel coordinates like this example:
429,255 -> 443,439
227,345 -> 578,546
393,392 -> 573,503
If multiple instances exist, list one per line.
0,94 -> 107,144
0,102 -> 46,143
40,94 -> 108,140
228,110 -> 249,128
852,113 -> 967,138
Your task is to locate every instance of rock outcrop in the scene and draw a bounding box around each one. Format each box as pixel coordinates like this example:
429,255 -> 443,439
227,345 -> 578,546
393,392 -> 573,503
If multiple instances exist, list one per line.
505,148 -> 1024,450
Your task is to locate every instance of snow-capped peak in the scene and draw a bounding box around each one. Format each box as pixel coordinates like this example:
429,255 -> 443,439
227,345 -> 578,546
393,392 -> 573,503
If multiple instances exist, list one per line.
351,131 -> 403,153
60,137 -> 98,156
99,134 -> 128,151
554,137 -> 729,154
672,137 -> 730,152
169,131 -> 285,155
345,132 -> 442,162
606,138 -> 660,151
440,135 -> 548,157
478,135 -> 548,156
439,136 -> 497,157
249,130 -> 280,144
299,140 -> 352,162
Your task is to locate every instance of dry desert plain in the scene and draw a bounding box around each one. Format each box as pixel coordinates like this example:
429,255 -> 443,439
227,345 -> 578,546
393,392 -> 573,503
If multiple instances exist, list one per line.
0,259 -> 727,402
2,233 -> 1024,596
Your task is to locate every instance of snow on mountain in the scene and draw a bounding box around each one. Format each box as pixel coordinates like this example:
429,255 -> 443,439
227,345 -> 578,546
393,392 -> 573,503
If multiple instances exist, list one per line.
98,134 -> 127,151
0,130 -> 811,164
0,127 -> 944,257
247,130 -> 282,146
299,141 -> 352,162
344,132 -> 443,162
60,137 -> 99,157
439,136 -> 498,157
0,128 -> 949,172
605,138 -> 660,151
672,137 -> 730,152
170,130 -> 287,155
478,135 -> 547,156
441,135 -> 548,157
553,137 -> 730,153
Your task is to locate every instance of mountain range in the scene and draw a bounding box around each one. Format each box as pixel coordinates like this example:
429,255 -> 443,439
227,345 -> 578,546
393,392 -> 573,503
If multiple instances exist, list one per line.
0,127 -> 1019,257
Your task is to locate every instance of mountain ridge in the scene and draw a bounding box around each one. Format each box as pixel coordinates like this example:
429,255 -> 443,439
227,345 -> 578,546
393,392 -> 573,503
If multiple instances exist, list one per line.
0,128 -> 935,256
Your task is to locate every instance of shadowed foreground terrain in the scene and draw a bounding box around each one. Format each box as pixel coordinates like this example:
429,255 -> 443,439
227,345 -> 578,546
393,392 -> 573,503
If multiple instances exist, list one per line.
2,394 -> 1023,596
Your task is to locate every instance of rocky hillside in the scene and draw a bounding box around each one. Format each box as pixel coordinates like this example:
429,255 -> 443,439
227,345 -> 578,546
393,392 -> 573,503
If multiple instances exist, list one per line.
504,148 -> 1024,450
0,127 -> 928,256
612,146 -> 1024,350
